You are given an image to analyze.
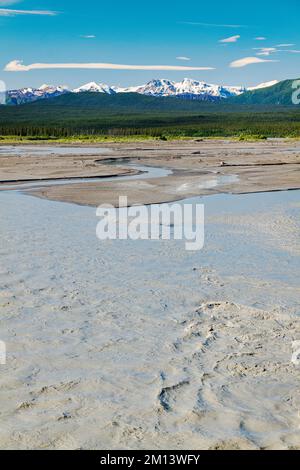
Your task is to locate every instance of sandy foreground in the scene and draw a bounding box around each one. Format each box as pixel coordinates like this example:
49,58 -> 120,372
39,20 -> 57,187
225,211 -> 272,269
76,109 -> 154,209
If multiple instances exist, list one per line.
0,141 -> 299,450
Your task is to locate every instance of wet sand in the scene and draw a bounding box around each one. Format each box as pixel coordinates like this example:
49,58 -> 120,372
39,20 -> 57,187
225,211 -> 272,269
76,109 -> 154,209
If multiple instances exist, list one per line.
0,142 -> 299,450
0,145 -> 136,183
1,140 -> 300,206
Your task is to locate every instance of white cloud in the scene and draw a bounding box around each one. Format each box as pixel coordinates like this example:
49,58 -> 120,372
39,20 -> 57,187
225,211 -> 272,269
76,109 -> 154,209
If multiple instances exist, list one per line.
4,59 -> 215,72
219,35 -> 240,43
254,47 -> 278,56
0,8 -> 57,16
81,35 -> 96,39
254,46 -> 300,56
275,43 -> 295,47
176,56 -> 191,61
179,21 -> 246,28
230,56 -> 278,68
255,37 -> 266,40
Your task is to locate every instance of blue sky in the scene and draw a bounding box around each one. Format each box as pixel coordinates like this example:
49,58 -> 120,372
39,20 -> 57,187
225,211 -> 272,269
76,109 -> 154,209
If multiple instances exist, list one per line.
1,0 -> 300,89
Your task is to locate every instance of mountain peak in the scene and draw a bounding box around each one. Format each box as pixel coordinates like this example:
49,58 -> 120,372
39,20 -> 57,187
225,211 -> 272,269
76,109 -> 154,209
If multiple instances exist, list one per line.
39,84 -> 52,90
73,82 -> 115,94
38,84 -> 69,92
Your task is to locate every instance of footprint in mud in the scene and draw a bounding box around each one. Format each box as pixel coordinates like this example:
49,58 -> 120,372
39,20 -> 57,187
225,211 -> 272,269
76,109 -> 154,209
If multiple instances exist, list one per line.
158,300 -> 300,446
158,379 -> 190,412
27,379 -> 81,404
158,301 -> 239,419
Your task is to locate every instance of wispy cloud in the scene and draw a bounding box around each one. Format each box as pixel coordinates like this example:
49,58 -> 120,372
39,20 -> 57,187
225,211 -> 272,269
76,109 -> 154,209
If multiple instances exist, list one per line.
254,45 -> 299,56
254,37 -> 266,41
4,59 -> 215,72
254,47 -> 278,56
178,21 -> 246,28
176,56 -> 191,61
219,35 -> 240,43
0,8 -> 57,16
230,56 -> 278,68
275,43 -> 295,47
81,35 -> 96,39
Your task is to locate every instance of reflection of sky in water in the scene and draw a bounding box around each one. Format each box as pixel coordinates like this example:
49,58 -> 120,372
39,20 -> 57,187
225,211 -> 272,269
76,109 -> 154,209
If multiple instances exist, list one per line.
1,163 -> 172,191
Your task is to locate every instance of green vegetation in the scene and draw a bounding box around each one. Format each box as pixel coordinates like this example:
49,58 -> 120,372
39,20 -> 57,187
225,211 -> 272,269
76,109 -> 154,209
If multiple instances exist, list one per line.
231,79 -> 300,106
0,134 -> 170,144
0,92 -> 300,140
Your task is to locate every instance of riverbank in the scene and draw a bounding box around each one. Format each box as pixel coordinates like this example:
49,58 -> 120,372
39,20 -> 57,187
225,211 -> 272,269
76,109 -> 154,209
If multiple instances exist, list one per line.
1,135 -> 299,145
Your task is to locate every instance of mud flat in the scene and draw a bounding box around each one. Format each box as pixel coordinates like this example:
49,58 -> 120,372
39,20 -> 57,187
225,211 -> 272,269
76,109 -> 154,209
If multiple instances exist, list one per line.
0,145 -> 137,183
0,142 -> 299,450
0,140 -> 300,206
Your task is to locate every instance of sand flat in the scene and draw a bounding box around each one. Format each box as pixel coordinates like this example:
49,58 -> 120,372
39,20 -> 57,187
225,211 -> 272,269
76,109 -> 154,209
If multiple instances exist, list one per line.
1,140 -> 299,206
0,143 -> 299,450
0,145 -> 136,183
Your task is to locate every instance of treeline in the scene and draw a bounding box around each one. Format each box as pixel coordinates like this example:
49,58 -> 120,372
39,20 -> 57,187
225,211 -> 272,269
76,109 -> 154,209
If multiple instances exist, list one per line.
1,121 -> 300,138
0,100 -> 300,138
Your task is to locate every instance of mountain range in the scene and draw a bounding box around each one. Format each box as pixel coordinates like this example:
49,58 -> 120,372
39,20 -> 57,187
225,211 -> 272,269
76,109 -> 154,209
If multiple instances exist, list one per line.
5,78 -> 279,105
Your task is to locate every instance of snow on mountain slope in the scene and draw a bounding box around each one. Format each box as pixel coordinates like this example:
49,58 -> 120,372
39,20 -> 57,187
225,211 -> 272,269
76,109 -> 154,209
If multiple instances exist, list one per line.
111,85 -> 142,93
38,84 -> 68,93
248,80 -> 279,91
5,79 -> 280,105
6,84 -> 69,105
135,79 -> 177,96
114,78 -> 246,101
173,78 -> 245,99
118,78 -> 245,100
73,82 -> 116,94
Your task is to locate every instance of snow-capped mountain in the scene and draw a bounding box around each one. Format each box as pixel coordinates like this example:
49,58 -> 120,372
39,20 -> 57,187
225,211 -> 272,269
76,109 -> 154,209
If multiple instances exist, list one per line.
111,85 -> 143,94
131,78 -> 245,101
73,81 -> 116,94
137,79 -> 177,96
112,79 -> 245,101
6,84 -> 69,105
5,79 -> 279,105
248,80 -> 279,91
